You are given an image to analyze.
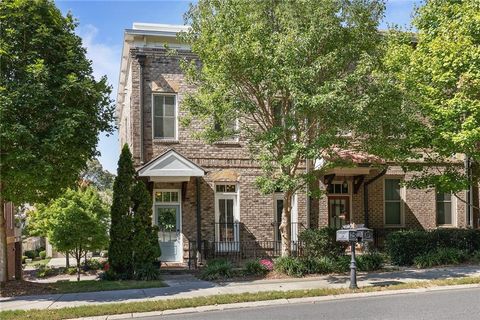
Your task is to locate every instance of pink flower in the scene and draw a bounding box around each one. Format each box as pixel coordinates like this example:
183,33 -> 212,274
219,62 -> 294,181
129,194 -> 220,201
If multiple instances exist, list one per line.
260,259 -> 274,271
103,262 -> 110,271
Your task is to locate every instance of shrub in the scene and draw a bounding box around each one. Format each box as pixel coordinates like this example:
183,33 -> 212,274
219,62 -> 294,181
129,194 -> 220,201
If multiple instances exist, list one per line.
82,259 -> 103,271
274,256 -> 306,277
24,250 -> 37,260
100,269 -> 118,281
244,260 -> 269,276
385,229 -> 480,266
36,265 -> 56,278
413,248 -> 468,268
135,264 -> 161,280
356,252 -> 384,272
39,250 -> 47,260
22,256 -> 28,264
332,255 -> 350,273
64,267 -> 78,275
259,259 -> 274,271
200,259 -> 233,280
471,251 -> 480,263
299,228 -> 347,258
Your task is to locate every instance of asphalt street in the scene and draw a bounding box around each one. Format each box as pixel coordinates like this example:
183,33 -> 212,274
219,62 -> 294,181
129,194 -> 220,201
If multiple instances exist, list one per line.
136,287 -> 480,320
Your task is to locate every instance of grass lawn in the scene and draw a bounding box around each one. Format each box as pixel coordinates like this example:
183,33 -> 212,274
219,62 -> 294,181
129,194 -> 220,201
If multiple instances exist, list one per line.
26,258 -> 51,267
1,276 -> 479,320
0,279 -> 166,297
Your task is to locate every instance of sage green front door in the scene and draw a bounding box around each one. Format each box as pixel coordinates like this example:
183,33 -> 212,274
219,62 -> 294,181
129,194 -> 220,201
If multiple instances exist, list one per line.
155,205 -> 181,262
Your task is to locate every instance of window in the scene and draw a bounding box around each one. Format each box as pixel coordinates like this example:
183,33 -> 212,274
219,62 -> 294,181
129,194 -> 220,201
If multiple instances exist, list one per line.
215,184 -> 239,248
327,182 -> 349,194
214,116 -> 238,142
155,191 -> 179,203
384,179 -> 403,226
153,95 -> 176,139
436,192 -> 453,226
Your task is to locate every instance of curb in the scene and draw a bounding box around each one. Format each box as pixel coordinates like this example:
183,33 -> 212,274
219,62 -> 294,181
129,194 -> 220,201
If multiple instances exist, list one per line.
68,283 -> 480,320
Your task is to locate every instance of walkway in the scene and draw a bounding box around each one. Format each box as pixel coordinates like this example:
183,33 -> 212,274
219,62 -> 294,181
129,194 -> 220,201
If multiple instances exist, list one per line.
1,265 -> 480,311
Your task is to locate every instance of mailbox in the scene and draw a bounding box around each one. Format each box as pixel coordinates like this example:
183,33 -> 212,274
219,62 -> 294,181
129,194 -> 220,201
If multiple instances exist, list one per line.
355,227 -> 374,242
336,229 -> 357,242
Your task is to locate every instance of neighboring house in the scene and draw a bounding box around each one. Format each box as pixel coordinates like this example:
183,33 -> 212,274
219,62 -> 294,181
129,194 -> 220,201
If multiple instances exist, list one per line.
4,202 -> 22,279
117,23 -> 479,265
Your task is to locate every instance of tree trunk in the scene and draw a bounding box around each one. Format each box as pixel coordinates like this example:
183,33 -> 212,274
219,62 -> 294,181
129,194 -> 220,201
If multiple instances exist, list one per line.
280,192 -> 292,257
65,252 -> 70,268
75,249 -> 81,282
0,195 -> 8,283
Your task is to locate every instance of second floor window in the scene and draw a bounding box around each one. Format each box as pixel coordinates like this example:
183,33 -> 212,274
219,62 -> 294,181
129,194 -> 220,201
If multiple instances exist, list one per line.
153,94 -> 176,139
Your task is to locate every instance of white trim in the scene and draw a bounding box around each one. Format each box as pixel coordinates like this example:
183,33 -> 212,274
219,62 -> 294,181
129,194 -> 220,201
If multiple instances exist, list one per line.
138,149 -> 205,178
151,93 -> 178,140
383,178 -> 405,228
214,183 -> 240,251
153,188 -> 182,262
436,192 -> 458,227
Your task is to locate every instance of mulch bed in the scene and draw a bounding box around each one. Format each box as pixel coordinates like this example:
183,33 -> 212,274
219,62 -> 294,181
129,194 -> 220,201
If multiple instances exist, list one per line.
0,280 -> 57,297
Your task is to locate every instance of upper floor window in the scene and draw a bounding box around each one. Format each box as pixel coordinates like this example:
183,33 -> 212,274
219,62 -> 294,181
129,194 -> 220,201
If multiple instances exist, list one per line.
214,116 -> 239,142
153,94 -> 177,139
327,182 -> 349,194
384,179 -> 403,226
436,192 -> 454,226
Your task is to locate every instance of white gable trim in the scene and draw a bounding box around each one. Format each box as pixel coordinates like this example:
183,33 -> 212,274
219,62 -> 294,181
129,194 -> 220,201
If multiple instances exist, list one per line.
138,149 -> 205,179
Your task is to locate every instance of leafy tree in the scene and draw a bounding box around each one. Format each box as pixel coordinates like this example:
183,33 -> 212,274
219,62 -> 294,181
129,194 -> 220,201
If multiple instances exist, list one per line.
386,0 -> 480,205
29,187 -> 109,281
81,158 -> 115,192
108,145 -> 135,279
0,0 -> 114,282
132,180 -> 161,280
181,0 -> 414,255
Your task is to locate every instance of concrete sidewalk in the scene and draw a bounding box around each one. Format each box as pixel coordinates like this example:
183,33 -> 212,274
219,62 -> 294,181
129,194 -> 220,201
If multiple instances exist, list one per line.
1,265 -> 480,312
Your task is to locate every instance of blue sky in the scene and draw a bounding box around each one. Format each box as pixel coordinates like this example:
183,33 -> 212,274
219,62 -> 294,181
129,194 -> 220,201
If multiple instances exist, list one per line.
55,0 -> 421,174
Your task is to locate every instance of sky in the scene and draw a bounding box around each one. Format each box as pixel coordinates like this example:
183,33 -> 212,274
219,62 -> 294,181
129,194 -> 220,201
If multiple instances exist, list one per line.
55,0 -> 421,174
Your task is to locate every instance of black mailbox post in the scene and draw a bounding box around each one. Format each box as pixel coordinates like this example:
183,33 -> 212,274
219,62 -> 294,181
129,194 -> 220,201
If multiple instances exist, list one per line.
336,224 -> 373,289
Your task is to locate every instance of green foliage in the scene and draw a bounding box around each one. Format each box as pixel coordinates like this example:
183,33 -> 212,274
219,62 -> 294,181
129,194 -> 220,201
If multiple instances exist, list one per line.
39,250 -> 46,260
386,229 -> 480,266
386,1 -> 480,191
132,181 -> 161,279
134,264 -> 161,281
243,260 -> 269,276
82,259 -> 103,271
200,259 -> 233,280
80,158 -> 115,192
274,256 -> 305,277
0,0 -> 114,206
36,265 -> 56,278
24,250 -> 37,260
108,145 -> 136,279
21,256 -> 27,264
299,228 -> 347,258
413,248 -> 468,269
180,0 -> 414,254
356,252 -> 385,272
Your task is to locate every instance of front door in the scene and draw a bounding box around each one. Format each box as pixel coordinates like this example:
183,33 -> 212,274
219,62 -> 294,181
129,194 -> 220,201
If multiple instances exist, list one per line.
328,196 -> 350,229
155,205 -> 181,262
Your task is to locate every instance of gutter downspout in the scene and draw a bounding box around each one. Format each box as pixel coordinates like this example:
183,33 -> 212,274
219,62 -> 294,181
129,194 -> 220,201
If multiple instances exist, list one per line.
195,177 -> 202,265
136,54 -> 146,164
364,167 -> 388,228
465,156 -> 472,227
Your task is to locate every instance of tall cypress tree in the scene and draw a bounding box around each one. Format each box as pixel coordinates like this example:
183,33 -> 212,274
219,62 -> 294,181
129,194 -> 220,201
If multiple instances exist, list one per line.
108,144 -> 135,278
132,180 -> 161,279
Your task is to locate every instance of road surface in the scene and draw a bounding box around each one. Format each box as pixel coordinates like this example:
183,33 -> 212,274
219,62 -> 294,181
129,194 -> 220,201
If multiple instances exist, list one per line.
136,287 -> 480,320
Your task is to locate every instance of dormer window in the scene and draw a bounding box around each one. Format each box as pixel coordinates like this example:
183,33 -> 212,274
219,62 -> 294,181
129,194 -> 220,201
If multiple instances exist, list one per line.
153,94 -> 177,139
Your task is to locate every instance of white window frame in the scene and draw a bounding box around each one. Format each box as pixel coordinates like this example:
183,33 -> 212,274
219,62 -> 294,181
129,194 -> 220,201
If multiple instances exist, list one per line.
152,93 -> 178,140
214,183 -> 240,251
436,192 -> 457,227
383,178 -> 405,227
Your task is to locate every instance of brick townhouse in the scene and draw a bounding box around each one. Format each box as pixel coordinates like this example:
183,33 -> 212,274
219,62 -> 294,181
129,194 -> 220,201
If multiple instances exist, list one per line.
117,23 -> 479,264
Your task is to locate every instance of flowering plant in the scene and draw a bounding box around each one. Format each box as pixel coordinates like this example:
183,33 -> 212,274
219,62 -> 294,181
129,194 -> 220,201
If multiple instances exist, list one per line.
259,259 -> 274,271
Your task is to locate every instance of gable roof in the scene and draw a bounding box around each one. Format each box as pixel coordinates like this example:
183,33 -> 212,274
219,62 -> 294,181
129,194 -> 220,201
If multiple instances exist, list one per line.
137,149 -> 205,178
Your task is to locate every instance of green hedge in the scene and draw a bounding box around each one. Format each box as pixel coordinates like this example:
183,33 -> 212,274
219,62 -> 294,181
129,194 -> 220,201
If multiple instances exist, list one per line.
299,227 -> 348,258
386,229 -> 480,266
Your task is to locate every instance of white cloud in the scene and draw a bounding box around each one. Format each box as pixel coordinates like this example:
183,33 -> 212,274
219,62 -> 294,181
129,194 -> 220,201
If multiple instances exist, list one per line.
78,24 -> 121,98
